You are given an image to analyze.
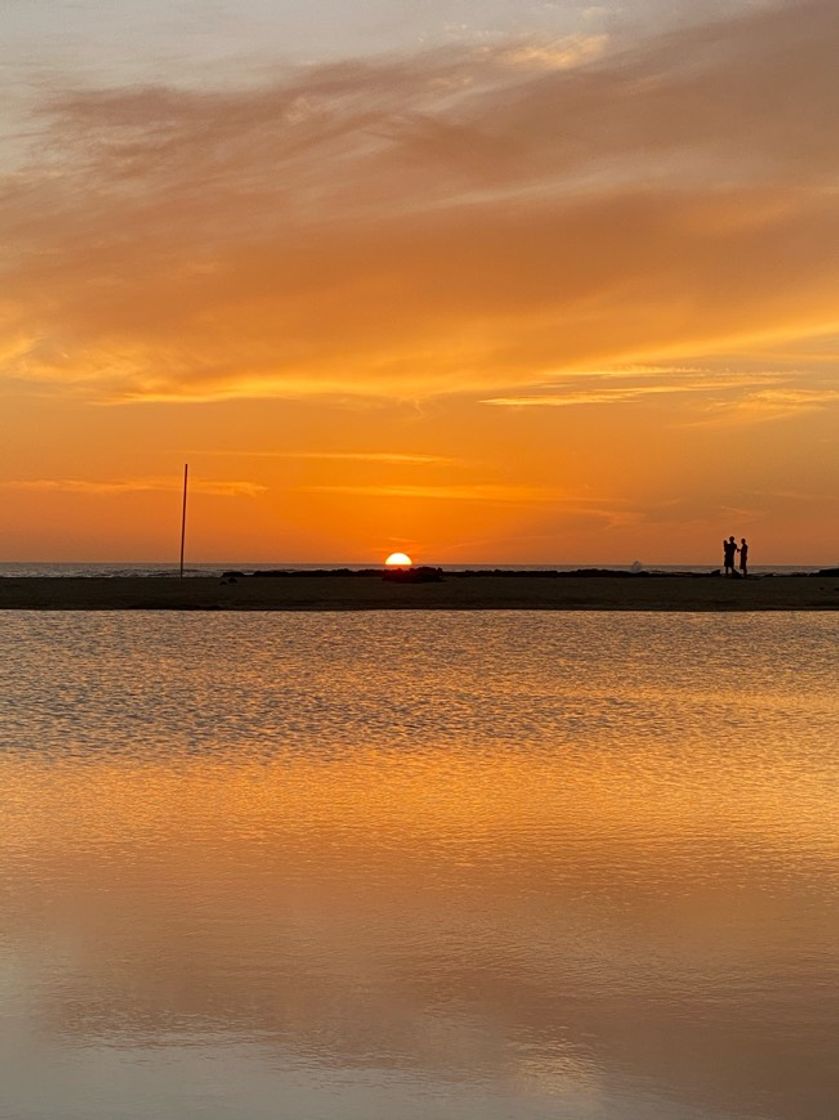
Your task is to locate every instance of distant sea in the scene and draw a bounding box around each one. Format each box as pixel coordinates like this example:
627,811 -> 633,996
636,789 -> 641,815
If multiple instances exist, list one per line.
0,561 -> 827,577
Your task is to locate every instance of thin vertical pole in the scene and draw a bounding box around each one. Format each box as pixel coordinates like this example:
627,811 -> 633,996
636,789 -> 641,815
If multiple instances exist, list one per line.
179,463 -> 189,578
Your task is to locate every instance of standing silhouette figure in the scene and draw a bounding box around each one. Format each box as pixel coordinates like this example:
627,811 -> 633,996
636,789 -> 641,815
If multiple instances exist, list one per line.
723,536 -> 738,576
739,538 -> 749,577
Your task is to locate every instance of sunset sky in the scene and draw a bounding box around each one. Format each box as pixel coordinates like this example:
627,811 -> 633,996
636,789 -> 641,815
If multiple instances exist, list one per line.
2,0 -> 837,564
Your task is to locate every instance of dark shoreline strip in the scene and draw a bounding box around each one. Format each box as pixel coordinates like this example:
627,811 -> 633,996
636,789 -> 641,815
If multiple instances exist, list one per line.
0,574 -> 837,612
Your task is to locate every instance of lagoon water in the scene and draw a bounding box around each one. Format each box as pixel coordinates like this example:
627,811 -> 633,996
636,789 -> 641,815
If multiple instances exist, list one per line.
1,611 -> 837,1120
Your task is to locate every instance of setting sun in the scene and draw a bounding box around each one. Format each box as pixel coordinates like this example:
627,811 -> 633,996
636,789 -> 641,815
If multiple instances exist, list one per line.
3,4 -> 839,1120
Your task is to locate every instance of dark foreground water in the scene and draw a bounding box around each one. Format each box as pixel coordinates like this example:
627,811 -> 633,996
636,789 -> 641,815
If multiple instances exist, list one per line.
1,612 -> 837,1120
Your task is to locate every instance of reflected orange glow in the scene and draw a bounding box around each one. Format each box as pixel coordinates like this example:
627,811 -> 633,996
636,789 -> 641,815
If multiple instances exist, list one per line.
3,741 -> 838,1095
4,745 -> 838,870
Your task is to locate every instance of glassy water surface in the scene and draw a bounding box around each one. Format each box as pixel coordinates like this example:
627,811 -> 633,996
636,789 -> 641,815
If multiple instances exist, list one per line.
1,611 -> 837,1120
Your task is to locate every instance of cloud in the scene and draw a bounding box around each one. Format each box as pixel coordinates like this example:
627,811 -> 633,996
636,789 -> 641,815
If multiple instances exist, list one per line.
192,450 -> 457,465
303,483 -> 557,503
301,483 -> 628,516
2,2 -> 839,403
0,477 -> 266,497
496,35 -> 608,71
682,387 -> 839,426
483,383 -> 713,408
481,367 -> 839,414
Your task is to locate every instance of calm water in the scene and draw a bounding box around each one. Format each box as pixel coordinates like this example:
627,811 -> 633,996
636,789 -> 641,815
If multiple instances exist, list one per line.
1,611 -> 837,1120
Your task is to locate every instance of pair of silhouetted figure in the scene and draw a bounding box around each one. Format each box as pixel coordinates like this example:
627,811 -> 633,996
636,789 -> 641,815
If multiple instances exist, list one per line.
723,536 -> 749,577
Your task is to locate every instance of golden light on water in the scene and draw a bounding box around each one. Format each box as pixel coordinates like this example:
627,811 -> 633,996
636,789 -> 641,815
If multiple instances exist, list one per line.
385,552 -> 413,567
2,612 -> 838,1118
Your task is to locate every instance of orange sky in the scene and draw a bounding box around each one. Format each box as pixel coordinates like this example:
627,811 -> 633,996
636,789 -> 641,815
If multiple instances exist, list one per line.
1,0 -> 838,563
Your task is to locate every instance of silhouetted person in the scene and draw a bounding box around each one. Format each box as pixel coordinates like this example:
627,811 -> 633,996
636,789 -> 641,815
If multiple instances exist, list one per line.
723,535 -> 738,576
739,538 -> 749,577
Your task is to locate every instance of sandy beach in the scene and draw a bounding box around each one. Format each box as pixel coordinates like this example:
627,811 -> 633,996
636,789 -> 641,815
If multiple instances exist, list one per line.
1,571 -> 837,611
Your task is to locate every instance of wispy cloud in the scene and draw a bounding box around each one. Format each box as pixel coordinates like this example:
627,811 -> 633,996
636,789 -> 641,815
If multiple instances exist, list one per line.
301,483 -> 628,513
2,2 -> 839,402
752,488 -> 839,506
301,483 -> 557,503
683,387 -> 839,427
190,450 -> 458,465
483,367 -> 810,407
496,35 -> 608,71
483,385 -> 706,408
0,477 -> 267,497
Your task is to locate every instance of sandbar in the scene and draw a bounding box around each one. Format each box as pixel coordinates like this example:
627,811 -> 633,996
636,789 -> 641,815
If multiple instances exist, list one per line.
1,571 -> 837,611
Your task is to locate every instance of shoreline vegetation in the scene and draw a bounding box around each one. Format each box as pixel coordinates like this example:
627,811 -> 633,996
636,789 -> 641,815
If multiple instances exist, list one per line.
1,569 -> 838,611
